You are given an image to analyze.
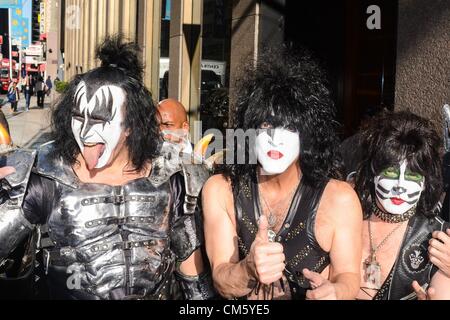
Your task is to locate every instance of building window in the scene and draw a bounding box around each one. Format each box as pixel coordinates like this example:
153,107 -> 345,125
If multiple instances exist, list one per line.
159,0 -> 171,101
199,0 -> 231,134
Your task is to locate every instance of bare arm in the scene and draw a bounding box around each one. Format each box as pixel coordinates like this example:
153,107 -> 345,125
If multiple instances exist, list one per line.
202,175 -> 255,298
202,175 -> 285,299
305,181 -> 363,300
328,182 -> 363,299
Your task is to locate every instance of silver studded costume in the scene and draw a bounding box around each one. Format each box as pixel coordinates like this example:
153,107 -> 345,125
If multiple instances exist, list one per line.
0,143 -> 215,300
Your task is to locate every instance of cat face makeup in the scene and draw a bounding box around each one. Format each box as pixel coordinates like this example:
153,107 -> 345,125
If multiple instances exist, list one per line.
71,81 -> 126,170
374,160 -> 425,215
255,124 -> 300,175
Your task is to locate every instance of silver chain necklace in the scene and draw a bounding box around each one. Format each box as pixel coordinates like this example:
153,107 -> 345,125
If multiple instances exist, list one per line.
364,218 -> 406,289
257,176 -> 300,242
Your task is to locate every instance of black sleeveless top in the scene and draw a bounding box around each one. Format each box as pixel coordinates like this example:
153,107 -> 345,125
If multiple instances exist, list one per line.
372,214 -> 449,300
233,177 -> 330,299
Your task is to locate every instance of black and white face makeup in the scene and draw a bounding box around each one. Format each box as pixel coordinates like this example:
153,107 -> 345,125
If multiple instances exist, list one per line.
71,81 -> 126,170
374,160 -> 425,215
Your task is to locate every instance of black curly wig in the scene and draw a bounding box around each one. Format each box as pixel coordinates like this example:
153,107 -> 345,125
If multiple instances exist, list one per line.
355,111 -> 443,219
222,47 -> 343,189
51,34 -> 161,172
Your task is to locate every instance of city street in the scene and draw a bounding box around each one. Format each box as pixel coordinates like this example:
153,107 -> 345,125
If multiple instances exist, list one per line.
0,92 -> 52,149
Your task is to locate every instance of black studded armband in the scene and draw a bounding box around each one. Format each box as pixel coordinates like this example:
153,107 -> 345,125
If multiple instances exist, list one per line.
175,268 -> 217,300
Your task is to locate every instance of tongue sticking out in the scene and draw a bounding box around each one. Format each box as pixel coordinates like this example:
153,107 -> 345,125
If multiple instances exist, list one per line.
83,144 -> 106,170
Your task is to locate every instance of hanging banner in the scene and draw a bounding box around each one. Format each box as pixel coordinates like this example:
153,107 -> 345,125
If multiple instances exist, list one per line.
10,2 -> 31,48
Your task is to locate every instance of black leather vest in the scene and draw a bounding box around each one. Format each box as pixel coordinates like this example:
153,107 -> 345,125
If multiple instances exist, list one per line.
374,214 -> 449,300
233,177 -> 330,299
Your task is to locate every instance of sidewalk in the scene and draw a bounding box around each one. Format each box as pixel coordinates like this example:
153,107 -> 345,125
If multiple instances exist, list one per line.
0,94 -> 53,148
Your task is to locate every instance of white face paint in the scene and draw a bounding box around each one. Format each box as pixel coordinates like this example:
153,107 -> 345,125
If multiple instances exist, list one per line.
71,81 -> 125,170
374,160 -> 425,215
255,126 -> 300,175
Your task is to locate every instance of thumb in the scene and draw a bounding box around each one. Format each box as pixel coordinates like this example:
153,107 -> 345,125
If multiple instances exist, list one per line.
303,268 -> 325,289
412,281 -> 427,300
256,215 -> 269,243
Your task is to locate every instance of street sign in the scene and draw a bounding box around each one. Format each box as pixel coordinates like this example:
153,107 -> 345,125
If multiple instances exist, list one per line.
40,1 -> 45,34
25,44 -> 43,56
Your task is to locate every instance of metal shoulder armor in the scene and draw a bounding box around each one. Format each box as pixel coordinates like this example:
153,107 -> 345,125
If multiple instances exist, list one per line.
181,160 -> 211,215
0,148 -> 37,262
180,134 -> 222,215
164,136 -> 223,262
160,139 -> 214,215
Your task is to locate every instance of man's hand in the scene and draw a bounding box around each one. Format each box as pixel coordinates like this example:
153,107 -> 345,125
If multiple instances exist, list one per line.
246,216 -> 285,285
304,268 -> 338,300
428,230 -> 450,278
0,167 -> 15,179
412,281 -> 436,300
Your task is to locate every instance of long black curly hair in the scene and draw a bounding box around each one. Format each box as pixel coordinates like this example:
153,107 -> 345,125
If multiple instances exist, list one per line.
355,111 -> 443,219
51,34 -> 161,172
222,47 -> 343,189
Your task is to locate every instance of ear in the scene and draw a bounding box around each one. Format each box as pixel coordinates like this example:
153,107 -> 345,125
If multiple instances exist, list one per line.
125,128 -> 131,137
182,121 -> 190,132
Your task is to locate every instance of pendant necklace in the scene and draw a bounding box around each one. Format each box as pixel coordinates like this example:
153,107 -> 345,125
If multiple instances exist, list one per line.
257,177 -> 300,242
364,219 -> 405,289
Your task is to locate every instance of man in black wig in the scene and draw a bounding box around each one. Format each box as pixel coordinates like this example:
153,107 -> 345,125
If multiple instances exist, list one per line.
0,35 -> 215,300
355,111 -> 450,300
202,49 -> 363,300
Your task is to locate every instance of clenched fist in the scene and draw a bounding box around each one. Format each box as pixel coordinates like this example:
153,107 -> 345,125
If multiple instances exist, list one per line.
246,215 -> 286,285
304,268 -> 338,300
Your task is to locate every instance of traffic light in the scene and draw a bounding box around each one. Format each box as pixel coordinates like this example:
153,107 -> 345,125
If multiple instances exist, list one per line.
32,0 -> 41,43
